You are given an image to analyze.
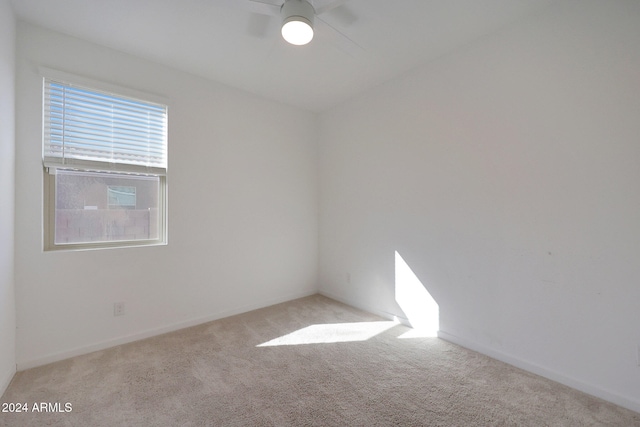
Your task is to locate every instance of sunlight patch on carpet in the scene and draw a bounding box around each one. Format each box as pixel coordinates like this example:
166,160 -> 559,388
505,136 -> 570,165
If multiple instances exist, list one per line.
397,328 -> 438,339
257,321 -> 398,347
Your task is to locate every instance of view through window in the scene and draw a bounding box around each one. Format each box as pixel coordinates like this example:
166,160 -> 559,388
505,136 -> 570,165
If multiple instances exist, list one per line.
43,75 -> 168,250
53,170 -> 160,244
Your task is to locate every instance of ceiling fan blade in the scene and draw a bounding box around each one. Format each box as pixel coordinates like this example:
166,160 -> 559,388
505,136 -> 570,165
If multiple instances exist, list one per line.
316,16 -> 365,58
247,13 -> 275,38
216,0 -> 280,17
314,0 -> 350,15
247,0 -> 282,16
324,3 -> 356,27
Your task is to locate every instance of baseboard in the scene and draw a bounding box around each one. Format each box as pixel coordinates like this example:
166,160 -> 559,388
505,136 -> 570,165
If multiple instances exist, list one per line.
318,290 -> 411,326
17,289 -> 317,371
438,330 -> 640,414
318,289 -> 640,414
0,364 -> 16,399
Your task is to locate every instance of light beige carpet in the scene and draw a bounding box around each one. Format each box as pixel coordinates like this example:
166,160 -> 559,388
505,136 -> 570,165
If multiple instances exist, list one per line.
1,294 -> 639,426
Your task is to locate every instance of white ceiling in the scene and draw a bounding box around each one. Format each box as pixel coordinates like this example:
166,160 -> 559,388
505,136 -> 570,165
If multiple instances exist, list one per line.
10,0 -> 556,112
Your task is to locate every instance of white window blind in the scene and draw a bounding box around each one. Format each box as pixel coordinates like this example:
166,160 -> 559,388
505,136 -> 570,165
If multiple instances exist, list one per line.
43,79 -> 168,175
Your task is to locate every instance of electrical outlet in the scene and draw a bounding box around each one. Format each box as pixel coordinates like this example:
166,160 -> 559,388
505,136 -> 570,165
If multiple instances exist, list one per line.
113,302 -> 125,317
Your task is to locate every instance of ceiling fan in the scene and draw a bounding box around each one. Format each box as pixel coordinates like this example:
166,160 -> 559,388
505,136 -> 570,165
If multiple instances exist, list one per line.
219,0 -> 362,54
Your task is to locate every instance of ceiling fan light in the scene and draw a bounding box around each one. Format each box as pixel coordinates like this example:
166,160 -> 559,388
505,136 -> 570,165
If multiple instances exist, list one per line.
281,18 -> 314,45
281,0 -> 315,46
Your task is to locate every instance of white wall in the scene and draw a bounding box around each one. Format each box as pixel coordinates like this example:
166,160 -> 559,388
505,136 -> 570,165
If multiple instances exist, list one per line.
0,0 -> 16,397
15,23 -> 318,368
319,0 -> 640,413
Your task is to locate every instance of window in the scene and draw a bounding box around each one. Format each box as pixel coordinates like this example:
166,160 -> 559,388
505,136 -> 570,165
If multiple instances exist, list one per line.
43,75 -> 168,250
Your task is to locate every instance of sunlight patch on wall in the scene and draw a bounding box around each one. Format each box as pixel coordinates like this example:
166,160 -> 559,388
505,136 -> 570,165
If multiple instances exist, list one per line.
257,321 -> 397,347
395,251 -> 439,337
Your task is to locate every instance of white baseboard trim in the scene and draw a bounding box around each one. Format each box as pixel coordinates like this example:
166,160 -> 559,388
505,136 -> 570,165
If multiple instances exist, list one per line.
17,289 -> 317,371
0,364 -> 16,398
318,290 -> 411,326
319,289 -> 640,414
438,330 -> 640,415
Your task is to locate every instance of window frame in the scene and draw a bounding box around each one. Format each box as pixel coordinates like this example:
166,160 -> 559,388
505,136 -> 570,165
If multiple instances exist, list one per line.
41,69 -> 169,251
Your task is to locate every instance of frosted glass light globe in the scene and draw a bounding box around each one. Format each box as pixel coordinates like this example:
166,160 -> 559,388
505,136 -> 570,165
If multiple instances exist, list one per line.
281,18 -> 314,45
